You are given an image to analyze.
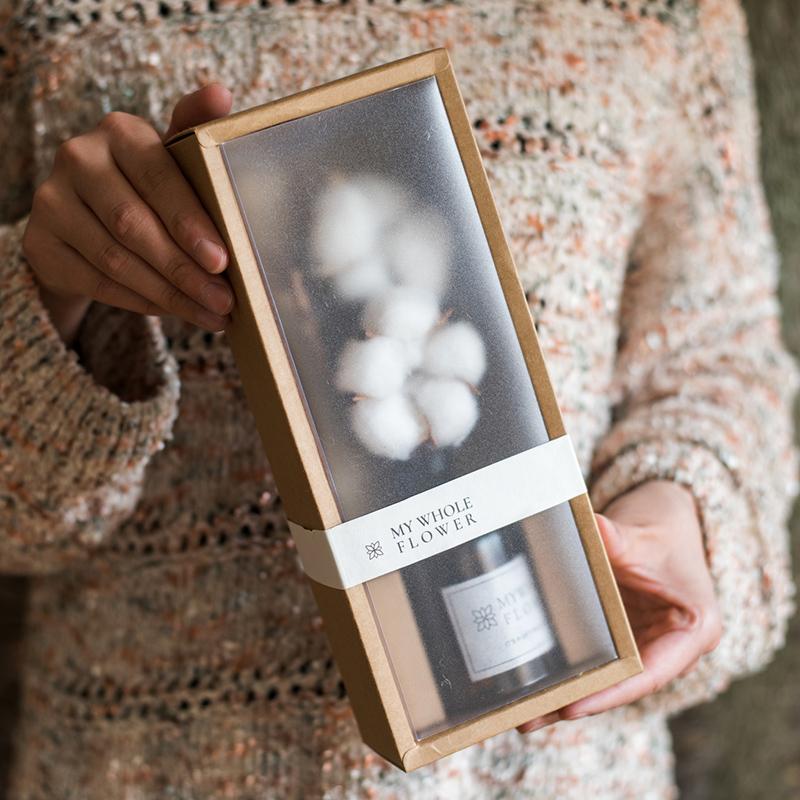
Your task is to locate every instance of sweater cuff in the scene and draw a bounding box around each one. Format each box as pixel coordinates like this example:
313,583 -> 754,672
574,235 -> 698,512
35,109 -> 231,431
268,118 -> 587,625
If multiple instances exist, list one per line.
1,218 -> 181,513
589,437 -> 797,717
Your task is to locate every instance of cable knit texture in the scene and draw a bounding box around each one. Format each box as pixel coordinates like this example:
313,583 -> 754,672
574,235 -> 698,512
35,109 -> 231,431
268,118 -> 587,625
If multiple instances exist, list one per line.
0,1 -> 797,798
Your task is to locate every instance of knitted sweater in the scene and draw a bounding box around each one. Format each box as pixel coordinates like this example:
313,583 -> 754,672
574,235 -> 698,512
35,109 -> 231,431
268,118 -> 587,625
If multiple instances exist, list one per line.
1,0 -> 798,797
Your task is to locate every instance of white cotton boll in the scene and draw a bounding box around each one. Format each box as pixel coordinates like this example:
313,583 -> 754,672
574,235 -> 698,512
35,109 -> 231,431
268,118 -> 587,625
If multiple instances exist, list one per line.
350,395 -> 426,460
385,211 -> 451,296
312,181 -> 381,275
335,337 -> 409,399
423,321 -> 487,386
350,174 -> 411,230
398,338 -> 426,371
409,377 -> 479,447
362,286 -> 440,340
332,256 -> 392,301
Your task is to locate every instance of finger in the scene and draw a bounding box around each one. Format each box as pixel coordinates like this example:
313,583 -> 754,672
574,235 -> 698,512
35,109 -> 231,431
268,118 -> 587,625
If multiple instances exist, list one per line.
700,609 -> 723,654
559,627 -> 703,719
101,113 -> 229,273
517,711 -> 561,735
630,607 -> 697,650
678,655 -> 701,678
52,190 -> 227,331
164,83 -> 233,141
596,514 -> 703,609
595,513 -> 625,563
69,144 -> 233,316
31,231 -> 165,318
595,513 -> 659,577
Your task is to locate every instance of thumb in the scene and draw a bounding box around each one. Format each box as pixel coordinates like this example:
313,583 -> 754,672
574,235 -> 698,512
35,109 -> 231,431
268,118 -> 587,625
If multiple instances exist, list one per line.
596,512 -> 658,585
595,513 -> 626,564
163,83 -> 233,142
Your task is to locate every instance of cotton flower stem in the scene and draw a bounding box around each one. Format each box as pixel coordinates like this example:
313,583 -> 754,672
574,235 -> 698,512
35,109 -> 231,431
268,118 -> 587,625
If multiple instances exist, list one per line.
436,308 -> 454,327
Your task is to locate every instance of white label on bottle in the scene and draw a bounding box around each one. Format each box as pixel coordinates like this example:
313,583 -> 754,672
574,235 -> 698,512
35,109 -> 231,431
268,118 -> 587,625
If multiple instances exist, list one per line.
441,554 -> 556,682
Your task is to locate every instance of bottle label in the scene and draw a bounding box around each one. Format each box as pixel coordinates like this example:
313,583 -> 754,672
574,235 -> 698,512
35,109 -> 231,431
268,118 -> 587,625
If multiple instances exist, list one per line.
441,554 -> 556,682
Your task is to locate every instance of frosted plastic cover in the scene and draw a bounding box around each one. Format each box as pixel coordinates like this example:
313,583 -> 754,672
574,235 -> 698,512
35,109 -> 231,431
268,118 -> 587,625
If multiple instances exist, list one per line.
221,77 -> 617,739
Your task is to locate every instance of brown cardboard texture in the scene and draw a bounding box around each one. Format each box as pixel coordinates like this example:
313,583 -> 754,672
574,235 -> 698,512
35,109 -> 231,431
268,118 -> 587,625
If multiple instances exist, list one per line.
167,48 -> 642,772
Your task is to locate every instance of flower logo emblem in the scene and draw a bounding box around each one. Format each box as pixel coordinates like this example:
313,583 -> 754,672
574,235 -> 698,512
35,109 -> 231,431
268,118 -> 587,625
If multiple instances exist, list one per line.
365,541 -> 384,560
471,604 -> 498,632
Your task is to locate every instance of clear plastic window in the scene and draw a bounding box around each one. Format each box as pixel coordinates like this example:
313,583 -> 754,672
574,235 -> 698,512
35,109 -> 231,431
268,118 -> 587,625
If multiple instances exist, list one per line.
222,77 -> 617,739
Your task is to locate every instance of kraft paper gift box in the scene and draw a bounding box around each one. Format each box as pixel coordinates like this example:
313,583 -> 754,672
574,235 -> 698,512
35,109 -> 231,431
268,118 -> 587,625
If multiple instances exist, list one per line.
166,49 -> 642,772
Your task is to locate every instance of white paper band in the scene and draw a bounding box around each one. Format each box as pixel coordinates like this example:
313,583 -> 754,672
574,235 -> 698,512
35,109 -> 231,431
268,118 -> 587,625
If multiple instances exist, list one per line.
288,434 -> 586,590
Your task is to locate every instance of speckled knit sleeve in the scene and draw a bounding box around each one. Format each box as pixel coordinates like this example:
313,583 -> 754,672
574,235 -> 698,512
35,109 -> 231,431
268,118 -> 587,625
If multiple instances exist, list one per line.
588,0 -> 799,718
0,217 -> 181,574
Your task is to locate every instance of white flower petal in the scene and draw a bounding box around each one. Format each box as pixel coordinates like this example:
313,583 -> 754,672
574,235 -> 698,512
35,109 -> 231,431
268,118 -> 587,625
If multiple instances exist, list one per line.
409,376 -> 478,447
362,286 -> 440,340
398,338 -> 426,371
332,256 -> 392,301
423,321 -> 486,385
312,180 -> 381,274
335,337 -> 409,399
350,395 -> 426,460
350,174 -> 411,230
385,210 -> 450,296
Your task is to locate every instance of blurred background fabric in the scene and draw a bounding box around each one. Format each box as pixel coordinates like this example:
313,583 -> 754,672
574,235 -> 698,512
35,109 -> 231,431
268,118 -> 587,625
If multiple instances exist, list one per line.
0,0 -> 798,796
670,1 -> 800,797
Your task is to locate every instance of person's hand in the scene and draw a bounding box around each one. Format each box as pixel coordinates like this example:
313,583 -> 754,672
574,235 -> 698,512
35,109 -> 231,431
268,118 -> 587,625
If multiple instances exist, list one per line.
22,83 -> 235,345
518,479 -> 722,734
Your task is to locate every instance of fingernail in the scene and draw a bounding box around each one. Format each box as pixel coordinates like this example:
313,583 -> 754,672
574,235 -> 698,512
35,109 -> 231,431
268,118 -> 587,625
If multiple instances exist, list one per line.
560,710 -> 589,721
195,239 -> 228,272
519,711 -> 560,734
202,281 -> 234,315
198,310 -> 227,332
